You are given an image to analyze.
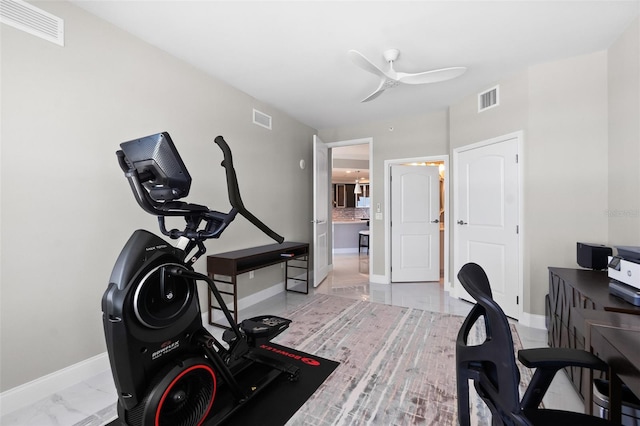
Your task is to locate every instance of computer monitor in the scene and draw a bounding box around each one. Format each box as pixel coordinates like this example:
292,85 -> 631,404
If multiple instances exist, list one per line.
119,132 -> 191,202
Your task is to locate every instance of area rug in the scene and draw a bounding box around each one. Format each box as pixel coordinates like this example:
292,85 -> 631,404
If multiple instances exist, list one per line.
273,294 -> 533,426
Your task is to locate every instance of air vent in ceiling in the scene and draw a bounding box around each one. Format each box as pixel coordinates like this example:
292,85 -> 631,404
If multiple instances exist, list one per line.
0,0 -> 64,46
253,109 -> 272,130
478,85 -> 499,112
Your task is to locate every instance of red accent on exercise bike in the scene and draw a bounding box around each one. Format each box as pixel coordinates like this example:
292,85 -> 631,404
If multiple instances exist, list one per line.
154,363 -> 216,426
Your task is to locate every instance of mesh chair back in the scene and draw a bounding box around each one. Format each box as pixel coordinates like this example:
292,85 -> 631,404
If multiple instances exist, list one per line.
456,262 -> 525,426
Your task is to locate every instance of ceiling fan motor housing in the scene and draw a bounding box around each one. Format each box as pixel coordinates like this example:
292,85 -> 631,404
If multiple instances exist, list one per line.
383,48 -> 400,63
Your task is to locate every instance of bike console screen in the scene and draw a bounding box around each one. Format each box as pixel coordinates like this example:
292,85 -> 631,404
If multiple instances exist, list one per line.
118,132 -> 191,203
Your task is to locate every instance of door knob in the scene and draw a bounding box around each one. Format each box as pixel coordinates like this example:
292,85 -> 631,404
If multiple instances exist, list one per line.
431,219 -> 440,223
457,220 -> 468,225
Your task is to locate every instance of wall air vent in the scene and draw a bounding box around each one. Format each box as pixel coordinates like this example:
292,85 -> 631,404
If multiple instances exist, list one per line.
478,85 -> 499,112
252,109 -> 272,130
0,0 -> 64,46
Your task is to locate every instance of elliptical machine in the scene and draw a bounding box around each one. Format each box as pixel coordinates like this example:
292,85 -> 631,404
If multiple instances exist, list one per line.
103,132 -> 298,426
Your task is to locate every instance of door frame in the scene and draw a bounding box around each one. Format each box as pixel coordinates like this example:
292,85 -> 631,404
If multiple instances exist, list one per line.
384,155 -> 450,289
452,130 -> 524,319
326,137 -> 373,277
313,135 -> 330,287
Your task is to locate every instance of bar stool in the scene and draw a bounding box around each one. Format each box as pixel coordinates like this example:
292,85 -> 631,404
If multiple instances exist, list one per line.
358,230 -> 369,254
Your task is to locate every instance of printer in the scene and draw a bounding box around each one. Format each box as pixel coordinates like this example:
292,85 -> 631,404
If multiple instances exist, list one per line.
608,246 -> 640,306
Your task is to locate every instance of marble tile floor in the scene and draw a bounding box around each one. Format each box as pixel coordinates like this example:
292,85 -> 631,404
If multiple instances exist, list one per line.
1,253 -> 583,425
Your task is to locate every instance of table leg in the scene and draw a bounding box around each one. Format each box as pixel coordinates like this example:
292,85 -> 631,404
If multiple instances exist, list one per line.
586,368 -> 594,415
584,319 -> 595,415
609,371 -> 623,423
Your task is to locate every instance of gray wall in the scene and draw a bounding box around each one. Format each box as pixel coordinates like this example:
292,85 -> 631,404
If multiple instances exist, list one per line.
449,71 -> 529,149
608,18 -> 640,245
526,51 -> 609,315
1,1 -> 315,391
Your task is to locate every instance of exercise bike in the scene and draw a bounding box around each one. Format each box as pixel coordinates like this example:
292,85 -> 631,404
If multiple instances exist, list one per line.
103,132 -> 298,426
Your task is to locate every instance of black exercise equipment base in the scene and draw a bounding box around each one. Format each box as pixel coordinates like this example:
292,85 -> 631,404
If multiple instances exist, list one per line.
106,343 -> 339,426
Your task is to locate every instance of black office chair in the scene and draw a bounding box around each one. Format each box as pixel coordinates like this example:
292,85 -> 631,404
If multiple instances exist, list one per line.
455,262 -> 620,426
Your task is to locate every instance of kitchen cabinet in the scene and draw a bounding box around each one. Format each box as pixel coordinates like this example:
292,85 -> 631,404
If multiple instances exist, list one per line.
333,183 -> 369,208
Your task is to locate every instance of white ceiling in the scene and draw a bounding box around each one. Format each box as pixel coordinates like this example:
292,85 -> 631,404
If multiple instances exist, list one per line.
71,1 -> 639,130
332,144 -> 370,182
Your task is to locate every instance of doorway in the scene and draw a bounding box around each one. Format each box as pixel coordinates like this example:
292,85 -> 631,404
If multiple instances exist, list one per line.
329,139 -> 372,277
384,156 -> 449,288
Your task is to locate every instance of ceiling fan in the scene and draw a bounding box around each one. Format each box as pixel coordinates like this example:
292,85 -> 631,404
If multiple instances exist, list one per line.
348,49 -> 467,102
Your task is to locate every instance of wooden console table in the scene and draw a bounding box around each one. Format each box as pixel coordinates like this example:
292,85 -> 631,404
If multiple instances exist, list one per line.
547,267 -> 640,401
581,317 -> 640,422
206,242 -> 309,328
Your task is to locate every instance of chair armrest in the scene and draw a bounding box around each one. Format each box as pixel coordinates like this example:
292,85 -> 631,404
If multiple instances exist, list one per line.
518,347 -> 608,371
519,348 -> 608,410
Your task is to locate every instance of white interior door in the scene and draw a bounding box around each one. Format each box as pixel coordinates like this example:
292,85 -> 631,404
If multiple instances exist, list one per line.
313,135 -> 329,287
453,135 -> 521,319
391,165 -> 440,282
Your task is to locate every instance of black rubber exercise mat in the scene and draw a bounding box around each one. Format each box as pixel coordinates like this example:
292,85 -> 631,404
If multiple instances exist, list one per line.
218,343 -> 339,425
107,343 -> 339,426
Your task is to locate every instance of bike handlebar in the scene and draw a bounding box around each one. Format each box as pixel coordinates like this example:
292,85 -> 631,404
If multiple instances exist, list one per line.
214,136 -> 284,244
118,134 -> 284,246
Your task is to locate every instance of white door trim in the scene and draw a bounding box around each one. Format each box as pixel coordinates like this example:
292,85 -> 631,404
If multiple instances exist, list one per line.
452,130 -> 524,320
313,135 -> 330,287
327,137 -> 373,278
383,155 -> 450,290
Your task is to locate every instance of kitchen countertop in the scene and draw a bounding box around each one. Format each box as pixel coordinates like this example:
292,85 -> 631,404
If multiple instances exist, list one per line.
333,220 -> 370,224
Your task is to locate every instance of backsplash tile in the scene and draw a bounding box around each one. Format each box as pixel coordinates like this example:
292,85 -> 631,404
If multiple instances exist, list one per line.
333,208 -> 370,221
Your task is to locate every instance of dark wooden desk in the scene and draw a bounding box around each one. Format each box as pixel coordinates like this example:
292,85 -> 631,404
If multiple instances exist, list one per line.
590,326 -> 640,423
578,310 -> 640,418
547,267 -> 640,400
206,242 -> 309,328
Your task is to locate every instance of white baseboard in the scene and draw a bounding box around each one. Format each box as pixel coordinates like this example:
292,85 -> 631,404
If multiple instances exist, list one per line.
0,352 -> 111,415
238,281 -> 285,310
333,248 -> 360,254
519,312 -> 547,330
369,273 -> 388,284
208,281 -> 285,323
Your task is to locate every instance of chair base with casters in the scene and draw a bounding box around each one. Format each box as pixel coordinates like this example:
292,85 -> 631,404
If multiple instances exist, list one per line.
455,262 -> 621,426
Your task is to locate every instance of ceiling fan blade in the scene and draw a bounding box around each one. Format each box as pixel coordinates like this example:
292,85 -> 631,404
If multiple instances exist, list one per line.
348,50 -> 388,79
360,79 -> 387,103
397,67 -> 467,85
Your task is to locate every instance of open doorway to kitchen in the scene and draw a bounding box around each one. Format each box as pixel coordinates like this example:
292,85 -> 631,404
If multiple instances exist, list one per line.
330,141 -> 371,277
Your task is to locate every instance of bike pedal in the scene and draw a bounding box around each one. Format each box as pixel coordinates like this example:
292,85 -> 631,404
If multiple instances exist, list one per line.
240,315 -> 291,343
